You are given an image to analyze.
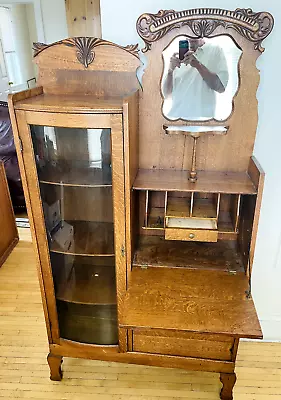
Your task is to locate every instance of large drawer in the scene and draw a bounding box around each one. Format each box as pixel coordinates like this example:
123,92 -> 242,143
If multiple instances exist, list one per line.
132,329 -> 234,361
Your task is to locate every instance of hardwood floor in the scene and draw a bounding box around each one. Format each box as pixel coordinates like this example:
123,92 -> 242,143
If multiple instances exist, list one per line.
0,228 -> 280,399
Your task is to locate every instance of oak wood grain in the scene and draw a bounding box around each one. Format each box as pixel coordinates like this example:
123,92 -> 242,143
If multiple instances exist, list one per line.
123,92 -> 139,286
120,268 -> 262,339
133,169 -> 257,194
133,329 -> 234,361
34,41 -> 141,97
15,94 -> 124,114
133,235 -> 244,272
165,227 -> 218,242
247,156 -> 265,277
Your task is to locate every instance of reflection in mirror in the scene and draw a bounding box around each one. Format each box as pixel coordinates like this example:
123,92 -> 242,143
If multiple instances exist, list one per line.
161,35 -> 242,121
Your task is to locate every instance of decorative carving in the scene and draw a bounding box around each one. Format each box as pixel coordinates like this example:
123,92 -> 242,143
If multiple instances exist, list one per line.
33,38 -> 139,67
136,8 -> 274,52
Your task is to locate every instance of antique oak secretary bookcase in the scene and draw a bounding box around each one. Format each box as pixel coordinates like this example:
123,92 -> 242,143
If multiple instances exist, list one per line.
8,8 -> 274,400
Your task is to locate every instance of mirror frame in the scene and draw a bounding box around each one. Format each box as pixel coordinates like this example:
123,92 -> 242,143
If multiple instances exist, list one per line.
137,8 -> 274,54
137,8 -> 274,124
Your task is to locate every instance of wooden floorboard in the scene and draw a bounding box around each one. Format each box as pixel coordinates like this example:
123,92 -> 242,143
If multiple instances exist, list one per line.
0,227 -> 280,399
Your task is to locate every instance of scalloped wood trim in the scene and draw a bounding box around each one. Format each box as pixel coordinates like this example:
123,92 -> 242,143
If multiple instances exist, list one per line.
136,8 -> 274,53
33,37 -> 139,68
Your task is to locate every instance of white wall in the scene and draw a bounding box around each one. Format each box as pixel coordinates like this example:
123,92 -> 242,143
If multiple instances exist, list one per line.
101,0 -> 281,341
11,4 -> 35,83
40,0 -> 68,43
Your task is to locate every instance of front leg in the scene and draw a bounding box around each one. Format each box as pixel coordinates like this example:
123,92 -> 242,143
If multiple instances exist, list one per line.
220,373 -> 236,400
47,353 -> 63,381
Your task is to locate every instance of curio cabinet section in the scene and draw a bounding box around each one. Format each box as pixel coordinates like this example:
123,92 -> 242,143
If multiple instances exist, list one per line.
13,104 -> 129,348
32,123 -> 117,345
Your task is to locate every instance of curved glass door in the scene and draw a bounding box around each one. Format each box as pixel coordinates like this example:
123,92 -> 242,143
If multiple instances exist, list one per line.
30,125 -> 117,345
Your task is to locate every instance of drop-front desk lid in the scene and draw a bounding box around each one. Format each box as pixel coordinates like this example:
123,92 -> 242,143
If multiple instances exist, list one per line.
120,268 -> 262,339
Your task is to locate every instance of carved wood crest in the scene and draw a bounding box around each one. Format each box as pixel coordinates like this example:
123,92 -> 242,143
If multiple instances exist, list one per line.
33,37 -> 139,68
136,8 -> 274,52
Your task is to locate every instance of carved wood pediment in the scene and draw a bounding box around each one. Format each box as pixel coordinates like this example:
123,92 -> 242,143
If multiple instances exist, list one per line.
136,8 -> 274,52
33,37 -> 139,68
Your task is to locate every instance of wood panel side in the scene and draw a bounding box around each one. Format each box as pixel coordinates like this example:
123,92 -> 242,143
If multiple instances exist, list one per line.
247,156 -> 265,277
8,87 -> 43,104
0,162 -> 18,266
248,156 -> 264,189
11,109 -> 60,343
123,92 -> 139,286
7,98 -> 53,343
132,332 -> 233,361
110,114 -> 127,351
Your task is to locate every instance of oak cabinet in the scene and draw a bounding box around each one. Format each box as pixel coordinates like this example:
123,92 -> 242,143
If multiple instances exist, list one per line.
8,7 -> 274,400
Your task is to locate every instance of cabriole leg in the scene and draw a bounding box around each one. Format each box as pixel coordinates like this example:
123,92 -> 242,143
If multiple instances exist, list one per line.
220,372 -> 236,400
47,353 -> 63,381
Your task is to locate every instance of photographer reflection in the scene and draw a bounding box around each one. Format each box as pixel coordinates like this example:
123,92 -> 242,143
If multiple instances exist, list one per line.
163,38 -> 229,120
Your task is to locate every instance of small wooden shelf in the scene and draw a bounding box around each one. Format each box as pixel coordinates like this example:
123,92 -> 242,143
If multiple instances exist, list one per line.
15,94 -> 125,114
50,221 -> 114,256
39,166 -> 112,187
133,169 -> 257,194
56,263 -> 116,305
133,235 -> 244,272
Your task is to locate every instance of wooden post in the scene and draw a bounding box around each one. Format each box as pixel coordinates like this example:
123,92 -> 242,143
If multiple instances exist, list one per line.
189,137 -> 198,183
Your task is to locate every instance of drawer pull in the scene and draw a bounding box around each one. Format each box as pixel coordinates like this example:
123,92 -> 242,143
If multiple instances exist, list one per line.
189,233 -> 195,239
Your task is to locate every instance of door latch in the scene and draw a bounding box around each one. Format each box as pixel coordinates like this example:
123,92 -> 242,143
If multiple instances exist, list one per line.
121,245 -> 125,257
19,137 -> 23,152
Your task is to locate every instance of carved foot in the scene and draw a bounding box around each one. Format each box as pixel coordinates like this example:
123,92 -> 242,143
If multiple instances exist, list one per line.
220,373 -> 236,400
47,353 -> 63,381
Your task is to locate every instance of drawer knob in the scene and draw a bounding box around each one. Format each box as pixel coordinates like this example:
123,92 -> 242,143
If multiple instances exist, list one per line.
189,233 -> 195,239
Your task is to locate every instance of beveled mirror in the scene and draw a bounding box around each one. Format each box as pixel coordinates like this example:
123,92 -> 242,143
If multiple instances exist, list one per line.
161,35 -> 242,121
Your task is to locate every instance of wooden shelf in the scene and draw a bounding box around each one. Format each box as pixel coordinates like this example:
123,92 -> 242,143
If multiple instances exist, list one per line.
56,263 -> 116,305
133,235 -> 244,273
50,221 -> 114,256
133,169 -> 257,194
39,166 -> 112,187
14,94 -> 125,113
120,268 -> 262,339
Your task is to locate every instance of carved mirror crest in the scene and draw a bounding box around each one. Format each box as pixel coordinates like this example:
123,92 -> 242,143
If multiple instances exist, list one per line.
137,8 -> 274,123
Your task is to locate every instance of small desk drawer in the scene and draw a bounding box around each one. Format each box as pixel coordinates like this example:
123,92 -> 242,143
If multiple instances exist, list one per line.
165,228 -> 218,242
132,329 -> 233,361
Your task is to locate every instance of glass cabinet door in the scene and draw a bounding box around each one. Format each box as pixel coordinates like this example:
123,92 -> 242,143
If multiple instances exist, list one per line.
30,125 -> 118,345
